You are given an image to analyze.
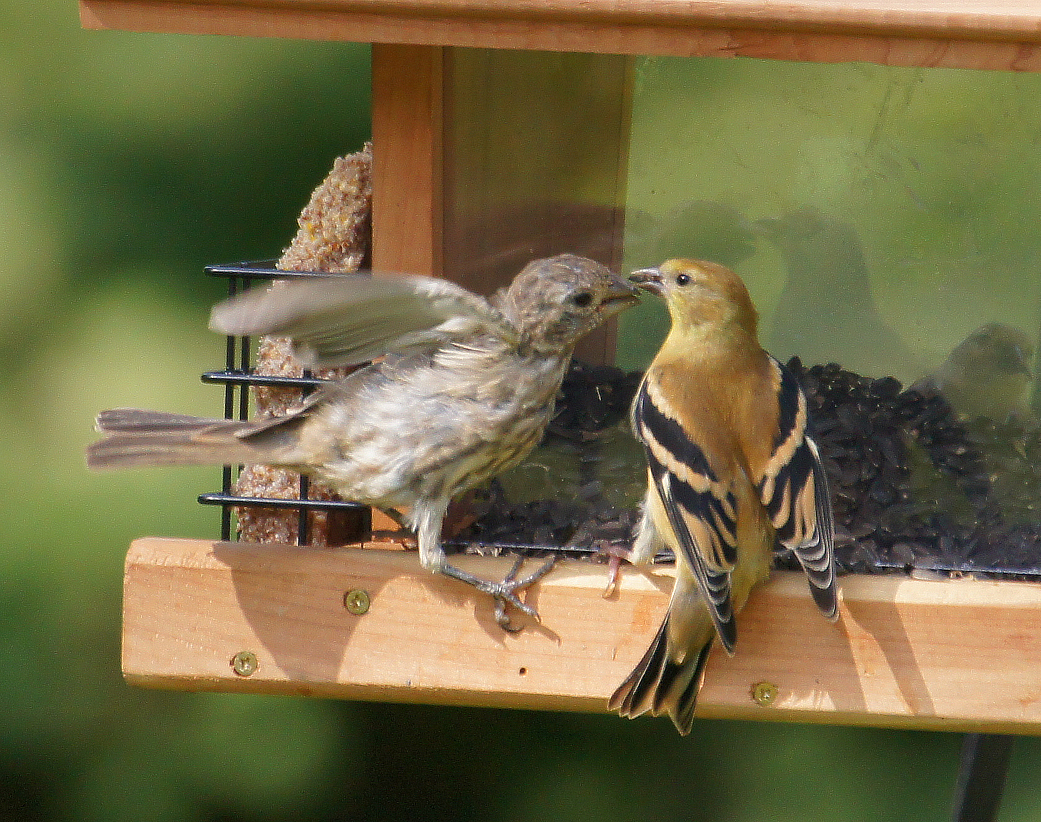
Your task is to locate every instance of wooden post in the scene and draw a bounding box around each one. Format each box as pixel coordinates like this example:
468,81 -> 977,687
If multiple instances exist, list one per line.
371,44 -> 446,278
371,44 -> 632,362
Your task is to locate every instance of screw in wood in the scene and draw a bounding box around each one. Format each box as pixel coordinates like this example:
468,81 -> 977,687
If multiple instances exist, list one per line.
343,589 -> 371,615
751,681 -> 778,707
231,651 -> 259,677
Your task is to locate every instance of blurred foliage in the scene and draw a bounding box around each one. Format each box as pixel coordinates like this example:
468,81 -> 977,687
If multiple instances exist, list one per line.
5,3 -> 1041,820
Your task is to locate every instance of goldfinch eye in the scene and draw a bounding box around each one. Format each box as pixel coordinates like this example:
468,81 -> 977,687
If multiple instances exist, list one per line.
571,292 -> 594,308
675,273 -> 691,286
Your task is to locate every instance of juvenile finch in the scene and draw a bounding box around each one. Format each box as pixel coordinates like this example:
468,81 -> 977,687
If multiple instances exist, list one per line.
88,254 -> 639,628
609,259 -> 838,734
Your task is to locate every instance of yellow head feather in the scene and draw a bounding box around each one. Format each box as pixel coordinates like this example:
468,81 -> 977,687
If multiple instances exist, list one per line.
630,259 -> 758,337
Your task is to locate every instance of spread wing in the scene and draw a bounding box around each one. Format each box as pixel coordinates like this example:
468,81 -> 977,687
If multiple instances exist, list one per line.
755,356 -> 838,619
633,379 -> 740,653
210,273 -> 516,368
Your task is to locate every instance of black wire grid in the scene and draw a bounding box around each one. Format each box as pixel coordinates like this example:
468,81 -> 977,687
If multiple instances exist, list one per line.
198,261 -> 365,545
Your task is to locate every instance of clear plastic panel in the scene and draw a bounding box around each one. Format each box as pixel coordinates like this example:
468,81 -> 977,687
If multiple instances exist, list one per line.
459,53 -> 1041,579
616,56 -> 1041,577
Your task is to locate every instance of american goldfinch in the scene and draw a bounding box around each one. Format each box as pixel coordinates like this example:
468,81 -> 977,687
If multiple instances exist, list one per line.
88,254 -> 639,628
609,259 -> 838,734
911,322 -> 1034,422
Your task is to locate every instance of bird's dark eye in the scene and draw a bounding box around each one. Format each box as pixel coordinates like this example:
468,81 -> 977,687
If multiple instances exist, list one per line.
571,292 -> 594,308
675,273 -> 691,286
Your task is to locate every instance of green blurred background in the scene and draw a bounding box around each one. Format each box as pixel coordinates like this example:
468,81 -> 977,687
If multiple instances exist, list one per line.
6,2 -> 1041,820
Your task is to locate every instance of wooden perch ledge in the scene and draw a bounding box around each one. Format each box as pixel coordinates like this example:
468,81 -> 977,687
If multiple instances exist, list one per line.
124,537 -> 1041,734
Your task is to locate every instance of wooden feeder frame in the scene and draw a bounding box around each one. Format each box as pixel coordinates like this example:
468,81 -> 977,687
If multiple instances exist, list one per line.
81,0 -> 1041,742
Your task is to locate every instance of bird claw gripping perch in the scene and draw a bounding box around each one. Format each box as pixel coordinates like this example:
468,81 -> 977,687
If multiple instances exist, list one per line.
442,554 -> 558,632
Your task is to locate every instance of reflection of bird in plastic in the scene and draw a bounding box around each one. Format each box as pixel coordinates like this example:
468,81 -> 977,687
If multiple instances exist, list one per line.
758,206 -> 918,381
903,323 -> 1035,542
626,200 -> 757,270
911,322 -> 1034,422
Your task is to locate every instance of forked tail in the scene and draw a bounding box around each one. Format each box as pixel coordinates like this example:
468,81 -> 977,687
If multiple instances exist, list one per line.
608,612 -> 713,736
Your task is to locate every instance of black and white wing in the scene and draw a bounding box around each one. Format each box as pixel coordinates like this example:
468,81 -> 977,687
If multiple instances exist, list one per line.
755,356 -> 838,619
632,378 -> 741,653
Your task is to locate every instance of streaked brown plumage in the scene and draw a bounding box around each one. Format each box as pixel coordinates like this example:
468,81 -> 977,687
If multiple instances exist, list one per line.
88,254 -> 639,628
609,259 -> 837,734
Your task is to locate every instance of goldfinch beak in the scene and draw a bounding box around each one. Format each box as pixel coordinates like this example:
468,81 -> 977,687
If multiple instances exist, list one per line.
628,268 -> 665,296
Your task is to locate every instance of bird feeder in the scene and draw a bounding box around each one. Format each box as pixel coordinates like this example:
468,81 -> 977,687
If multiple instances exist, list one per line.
80,0 -> 1041,766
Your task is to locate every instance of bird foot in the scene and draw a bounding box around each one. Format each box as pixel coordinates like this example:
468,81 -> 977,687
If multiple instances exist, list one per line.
442,554 -> 558,632
593,543 -> 632,598
490,555 -> 558,632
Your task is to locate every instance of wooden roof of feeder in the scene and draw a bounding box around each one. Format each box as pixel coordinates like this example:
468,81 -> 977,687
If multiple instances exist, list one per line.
81,0 -> 1041,71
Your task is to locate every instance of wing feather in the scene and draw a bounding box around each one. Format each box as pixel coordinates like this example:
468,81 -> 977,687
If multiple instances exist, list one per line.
209,273 -> 515,367
756,357 -> 838,619
634,380 -> 740,653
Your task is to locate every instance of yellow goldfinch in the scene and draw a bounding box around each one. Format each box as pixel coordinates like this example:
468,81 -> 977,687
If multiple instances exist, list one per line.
609,259 -> 838,734
88,254 -> 639,629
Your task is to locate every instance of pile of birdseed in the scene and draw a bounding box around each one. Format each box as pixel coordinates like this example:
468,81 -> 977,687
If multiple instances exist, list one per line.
455,359 -> 1041,580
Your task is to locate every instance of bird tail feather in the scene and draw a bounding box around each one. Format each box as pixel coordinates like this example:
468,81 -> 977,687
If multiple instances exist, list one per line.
608,612 -> 712,736
87,409 -> 275,468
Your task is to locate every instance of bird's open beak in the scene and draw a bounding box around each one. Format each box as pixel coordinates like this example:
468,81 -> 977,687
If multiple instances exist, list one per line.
628,268 -> 665,296
603,274 -> 642,312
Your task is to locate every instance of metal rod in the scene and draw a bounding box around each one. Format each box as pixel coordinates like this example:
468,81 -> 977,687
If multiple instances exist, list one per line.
297,475 -> 311,546
297,369 -> 317,545
218,274 -> 240,542
951,733 -> 1015,822
198,493 -> 365,512
201,371 -> 328,389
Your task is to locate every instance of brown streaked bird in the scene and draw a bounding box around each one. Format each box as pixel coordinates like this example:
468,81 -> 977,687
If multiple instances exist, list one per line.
88,254 -> 640,629
609,258 -> 838,734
